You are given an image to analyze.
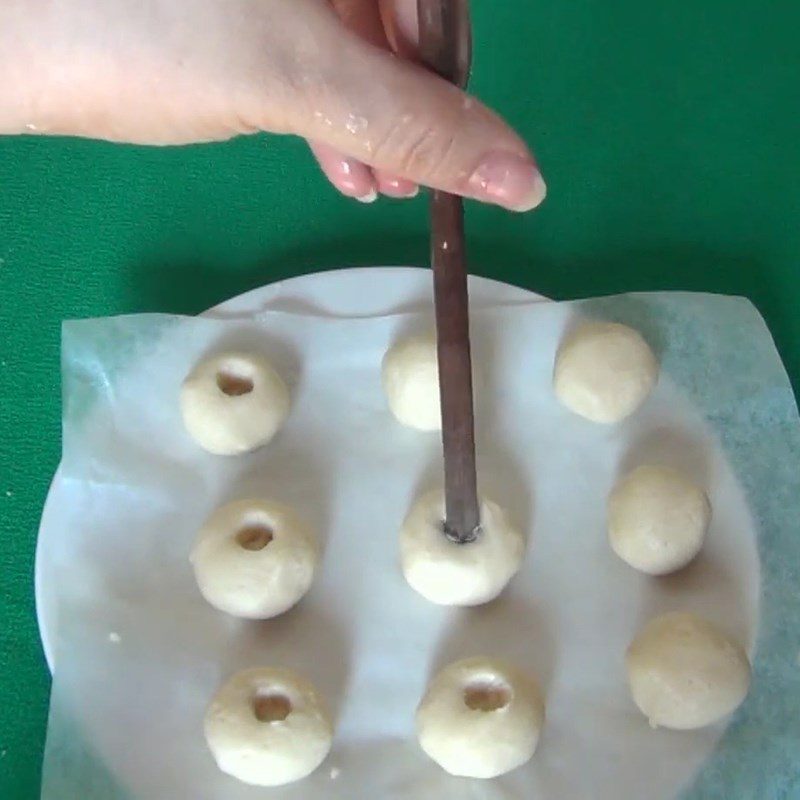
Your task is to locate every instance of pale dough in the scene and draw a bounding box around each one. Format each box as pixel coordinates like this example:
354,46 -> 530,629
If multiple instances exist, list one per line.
381,334 -> 441,431
608,465 -> 711,575
553,321 -> 658,423
181,351 -> 289,455
191,499 -> 317,619
204,667 -> 332,787
416,656 -> 545,778
400,489 -> 525,606
626,612 -> 751,730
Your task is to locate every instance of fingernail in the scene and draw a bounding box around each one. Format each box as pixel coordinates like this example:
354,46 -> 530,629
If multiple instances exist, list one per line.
335,159 -> 374,198
467,152 -> 547,211
356,188 -> 378,204
378,176 -> 419,199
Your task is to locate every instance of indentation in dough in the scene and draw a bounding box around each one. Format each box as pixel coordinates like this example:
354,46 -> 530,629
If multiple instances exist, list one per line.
216,369 -> 254,396
236,524 -> 274,551
253,691 -> 292,723
463,677 -> 512,712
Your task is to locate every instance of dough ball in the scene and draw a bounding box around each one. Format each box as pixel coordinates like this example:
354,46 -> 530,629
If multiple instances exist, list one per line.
608,465 -> 711,575
181,352 -> 289,455
382,334 -> 441,431
553,321 -> 658,423
191,499 -> 317,619
416,656 -> 545,778
400,490 -> 524,606
626,612 -> 751,730
204,667 -> 333,787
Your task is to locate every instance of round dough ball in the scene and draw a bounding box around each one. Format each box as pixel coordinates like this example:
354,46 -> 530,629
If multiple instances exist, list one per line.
191,499 -> 317,619
626,612 -> 751,730
608,465 -> 711,575
382,335 -> 441,431
181,352 -> 289,455
416,656 -> 545,778
553,321 -> 658,423
400,490 -> 524,606
205,667 -> 333,786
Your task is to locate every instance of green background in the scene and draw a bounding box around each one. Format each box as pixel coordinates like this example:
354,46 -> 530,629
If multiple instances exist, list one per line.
1,2 -> 798,796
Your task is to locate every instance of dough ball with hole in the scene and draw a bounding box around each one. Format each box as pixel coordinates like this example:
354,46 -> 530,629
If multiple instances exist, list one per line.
400,490 -> 525,606
181,352 -> 290,455
608,465 -> 711,575
626,612 -> 751,730
554,321 -> 658,423
191,499 -> 317,619
205,667 -> 333,787
382,334 -> 441,431
416,656 -> 545,778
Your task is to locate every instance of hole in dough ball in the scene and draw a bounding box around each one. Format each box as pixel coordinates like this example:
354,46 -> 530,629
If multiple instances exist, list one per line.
440,519 -> 482,543
180,352 -> 290,456
253,691 -> 292,723
236,524 -> 274,551
416,657 -> 544,779
216,370 -> 254,396
205,667 -> 332,787
191,499 -> 317,620
463,678 -> 512,712
400,490 -> 524,606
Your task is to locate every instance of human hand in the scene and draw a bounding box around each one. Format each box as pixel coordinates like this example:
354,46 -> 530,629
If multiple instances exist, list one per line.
0,0 -> 546,210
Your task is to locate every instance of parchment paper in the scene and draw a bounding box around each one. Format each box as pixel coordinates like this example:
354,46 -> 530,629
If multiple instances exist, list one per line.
40,293 -> 800,799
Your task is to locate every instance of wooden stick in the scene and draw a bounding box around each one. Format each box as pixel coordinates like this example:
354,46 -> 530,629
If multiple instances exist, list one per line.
417,0 -> 470,85
418,0 -> 480,544
430,192 -> 480,543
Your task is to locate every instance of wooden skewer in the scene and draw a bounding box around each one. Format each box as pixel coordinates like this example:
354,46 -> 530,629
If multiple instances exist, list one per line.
430,194 -> 480,543
418,0 -> 480,544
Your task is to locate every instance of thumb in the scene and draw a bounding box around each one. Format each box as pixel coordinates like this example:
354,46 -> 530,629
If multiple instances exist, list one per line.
288,20 -> 546,212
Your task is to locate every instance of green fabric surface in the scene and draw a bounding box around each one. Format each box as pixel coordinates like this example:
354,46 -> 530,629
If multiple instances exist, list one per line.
1,3 -> 798,797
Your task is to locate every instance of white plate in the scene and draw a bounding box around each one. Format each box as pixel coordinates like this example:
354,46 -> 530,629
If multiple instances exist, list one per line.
38,272 -> 777,800
35,267 -> 545,668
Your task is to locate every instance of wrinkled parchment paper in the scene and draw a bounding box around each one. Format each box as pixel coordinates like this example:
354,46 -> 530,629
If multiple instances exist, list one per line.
40,292 -> 800,799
